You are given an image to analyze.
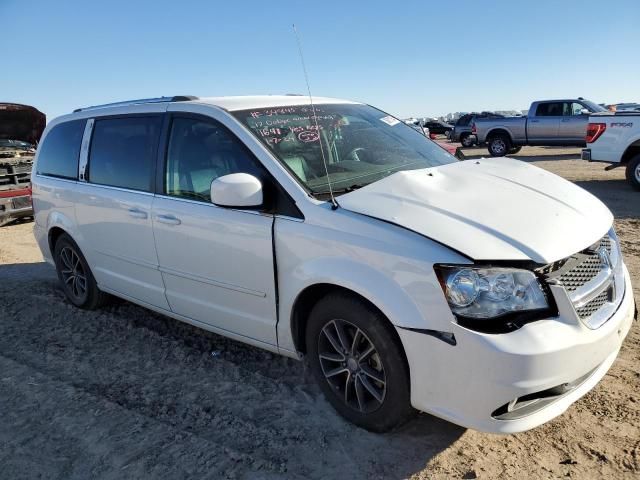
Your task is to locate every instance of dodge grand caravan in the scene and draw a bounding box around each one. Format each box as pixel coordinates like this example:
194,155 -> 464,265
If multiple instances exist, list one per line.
32,95 -> 636,433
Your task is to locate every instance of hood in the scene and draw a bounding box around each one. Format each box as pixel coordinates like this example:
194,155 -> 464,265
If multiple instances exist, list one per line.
339,158 -> 613,264
0,103 -> 46,145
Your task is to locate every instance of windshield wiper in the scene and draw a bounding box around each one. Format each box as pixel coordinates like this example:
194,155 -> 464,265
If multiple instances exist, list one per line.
314,184 -> 365,195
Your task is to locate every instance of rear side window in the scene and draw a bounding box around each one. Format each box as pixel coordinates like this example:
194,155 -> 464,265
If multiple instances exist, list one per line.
535,102 -> 563,116
88,116 -> 161,191
36,120 -> 85,179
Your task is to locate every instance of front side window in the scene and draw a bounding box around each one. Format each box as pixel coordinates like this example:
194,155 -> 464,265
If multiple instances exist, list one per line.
36,120 -> 85,179
88,116 -> 161,192
165,117 -> 264,202
232,104 -> 455,196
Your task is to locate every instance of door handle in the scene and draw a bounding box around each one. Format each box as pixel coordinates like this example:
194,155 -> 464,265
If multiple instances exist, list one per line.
561,118 -> 570,122
156,214 -> 181,225
530,119 -> 539,123
128,207 -> 148,219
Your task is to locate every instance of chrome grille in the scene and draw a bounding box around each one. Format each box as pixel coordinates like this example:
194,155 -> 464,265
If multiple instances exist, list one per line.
558,237 -> 611,292
575,289 -> 611,320
545,230 -> 624,329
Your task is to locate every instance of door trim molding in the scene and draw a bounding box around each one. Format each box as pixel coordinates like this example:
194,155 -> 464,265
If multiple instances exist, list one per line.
159,265 -> 267,298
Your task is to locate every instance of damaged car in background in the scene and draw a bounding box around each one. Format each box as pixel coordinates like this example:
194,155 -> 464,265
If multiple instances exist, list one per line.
0,103 -> 46,226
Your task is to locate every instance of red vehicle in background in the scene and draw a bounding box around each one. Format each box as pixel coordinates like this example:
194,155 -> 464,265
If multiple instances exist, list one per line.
0,103 -> 45,226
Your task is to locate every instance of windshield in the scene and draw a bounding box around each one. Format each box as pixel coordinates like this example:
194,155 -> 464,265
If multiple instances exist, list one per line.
582,100 -> 607,113
0,139 -> 35,150
232,104 -> 455,196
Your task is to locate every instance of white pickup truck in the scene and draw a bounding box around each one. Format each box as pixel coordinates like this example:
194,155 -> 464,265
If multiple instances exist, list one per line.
582,112 -> 640,190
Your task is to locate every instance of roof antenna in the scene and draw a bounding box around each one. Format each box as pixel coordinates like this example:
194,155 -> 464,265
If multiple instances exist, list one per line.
292,24 -> 338,210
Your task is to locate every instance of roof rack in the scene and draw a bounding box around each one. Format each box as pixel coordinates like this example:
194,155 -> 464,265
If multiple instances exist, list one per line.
73,95 -> 198,113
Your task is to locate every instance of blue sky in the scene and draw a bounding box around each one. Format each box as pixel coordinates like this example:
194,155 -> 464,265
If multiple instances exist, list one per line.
3,0 -> 639,121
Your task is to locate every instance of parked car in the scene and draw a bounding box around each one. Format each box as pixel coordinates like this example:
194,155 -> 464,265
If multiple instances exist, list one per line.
0,103 -> 46,226
473,98 -> 607,156
424,120 -> 453,136
582,111 -> 640,190
404,119 -> 430,137
451,112 -> 505,147
32,95 -> 635,434
614,103 -> 640,112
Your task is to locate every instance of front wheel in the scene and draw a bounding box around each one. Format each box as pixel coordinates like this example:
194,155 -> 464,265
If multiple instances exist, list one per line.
626,154 -> 640,191
306,293 -> 414,432
488,135 -> 511,157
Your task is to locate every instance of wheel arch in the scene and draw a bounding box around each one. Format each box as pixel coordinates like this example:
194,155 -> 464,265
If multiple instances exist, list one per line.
621,140 -> 640,164
45,211 -> 83,258
289,283 -> 412,378
486,128 -> 513,143
48,226 -> 69,254
286,270 -> 426,355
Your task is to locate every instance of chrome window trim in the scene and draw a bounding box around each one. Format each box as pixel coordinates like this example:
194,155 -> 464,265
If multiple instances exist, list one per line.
78,118 -> 94,182
153,193 -> 274,218
34,174 -> 79,184
78,181 -> 154,197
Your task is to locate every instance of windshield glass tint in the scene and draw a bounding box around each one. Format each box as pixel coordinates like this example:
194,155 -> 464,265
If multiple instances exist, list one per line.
232,104 -> 455,195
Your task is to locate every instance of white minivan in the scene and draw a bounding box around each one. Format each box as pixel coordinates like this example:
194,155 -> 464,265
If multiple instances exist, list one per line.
32,95 -> 636,433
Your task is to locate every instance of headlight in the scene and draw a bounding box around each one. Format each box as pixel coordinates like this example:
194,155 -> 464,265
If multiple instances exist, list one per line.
435,266 -> 549,320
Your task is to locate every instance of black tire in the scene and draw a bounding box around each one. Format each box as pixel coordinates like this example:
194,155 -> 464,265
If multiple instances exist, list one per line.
53,233 -> 107,309
625,154 -> 640,191
306,292 -> 414,432
461,134 -> 474,148
508,146 -> 522,155
488,134 -> 511,157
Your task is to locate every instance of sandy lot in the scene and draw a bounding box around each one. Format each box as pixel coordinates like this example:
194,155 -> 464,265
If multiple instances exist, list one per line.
0,147 -> 638,479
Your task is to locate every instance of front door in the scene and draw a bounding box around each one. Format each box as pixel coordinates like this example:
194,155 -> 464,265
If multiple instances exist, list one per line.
151,114 -> 278,345
558,102 -> 590,144
528,101 -> 562,145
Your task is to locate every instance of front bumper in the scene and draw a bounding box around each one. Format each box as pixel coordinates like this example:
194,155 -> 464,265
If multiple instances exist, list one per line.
0,193 -> 33,226
398,265 -> 635,433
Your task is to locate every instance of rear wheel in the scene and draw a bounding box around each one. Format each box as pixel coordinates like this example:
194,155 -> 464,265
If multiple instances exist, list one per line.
625,154 -> 640,191
54,233 -> 107,309
488,134 -> 511,157
461,134 -> 474,148
306,292 -> 414,432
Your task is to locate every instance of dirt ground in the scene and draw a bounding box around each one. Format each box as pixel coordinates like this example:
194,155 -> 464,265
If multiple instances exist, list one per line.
0,147 -> 638,479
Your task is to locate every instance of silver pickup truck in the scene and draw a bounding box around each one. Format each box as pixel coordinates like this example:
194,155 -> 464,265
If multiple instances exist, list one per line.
473,98 -> 607,156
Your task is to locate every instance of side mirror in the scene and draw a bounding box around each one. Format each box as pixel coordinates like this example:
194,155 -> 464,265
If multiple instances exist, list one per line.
580,109 -> 590,115
211,173 -> 263,208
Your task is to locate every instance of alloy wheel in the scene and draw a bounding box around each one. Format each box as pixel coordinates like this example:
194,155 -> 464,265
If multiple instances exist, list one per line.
318,319 -> 387,413
492,138 -> 506,154
59,246 -> 87,300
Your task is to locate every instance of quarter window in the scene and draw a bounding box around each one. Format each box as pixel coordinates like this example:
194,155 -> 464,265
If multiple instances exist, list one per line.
88,116 -> 161,191
165,117 -> 264,202
36,120 -> 85,179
